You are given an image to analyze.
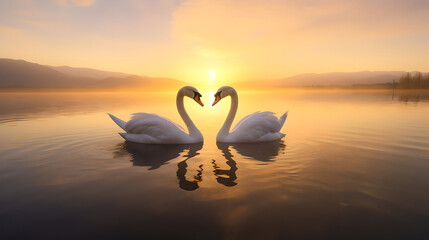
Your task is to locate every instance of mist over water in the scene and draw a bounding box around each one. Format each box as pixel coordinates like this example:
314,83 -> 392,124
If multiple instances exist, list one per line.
0,89 -> 428,239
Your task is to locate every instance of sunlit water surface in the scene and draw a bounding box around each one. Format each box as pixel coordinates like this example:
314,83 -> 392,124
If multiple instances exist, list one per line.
0,90 -> 428,239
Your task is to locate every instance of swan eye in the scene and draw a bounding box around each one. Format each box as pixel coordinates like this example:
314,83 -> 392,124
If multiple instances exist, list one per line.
193,91 -> 202,99
215,91 -> 222,99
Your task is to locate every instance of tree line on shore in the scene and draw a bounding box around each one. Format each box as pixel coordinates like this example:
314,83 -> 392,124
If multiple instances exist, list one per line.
397,72 -> 429,89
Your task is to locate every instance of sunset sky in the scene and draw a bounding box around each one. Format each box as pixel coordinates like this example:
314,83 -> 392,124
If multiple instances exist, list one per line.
1,0 -> 429,84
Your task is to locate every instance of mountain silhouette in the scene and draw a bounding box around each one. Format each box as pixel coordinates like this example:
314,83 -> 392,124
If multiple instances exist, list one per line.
0,58 -> 184,90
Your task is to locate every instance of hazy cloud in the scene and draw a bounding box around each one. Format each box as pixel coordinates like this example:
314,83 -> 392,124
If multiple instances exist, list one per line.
1,0 -> 429,82
0,25 -> 21,35
54,0 -> 96,7
172,0 -> 429,58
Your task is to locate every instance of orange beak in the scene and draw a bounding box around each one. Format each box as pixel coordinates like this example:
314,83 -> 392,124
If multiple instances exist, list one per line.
194,95 -> 204,106
212,94 -> 221,106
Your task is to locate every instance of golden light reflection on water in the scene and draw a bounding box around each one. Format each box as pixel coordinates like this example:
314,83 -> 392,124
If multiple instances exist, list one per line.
1,90 -> 429,238
1,90 -> 428,191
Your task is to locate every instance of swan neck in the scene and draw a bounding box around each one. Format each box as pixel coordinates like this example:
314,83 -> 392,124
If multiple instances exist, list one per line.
219,90 -> 238,137
177,90 -> 201,137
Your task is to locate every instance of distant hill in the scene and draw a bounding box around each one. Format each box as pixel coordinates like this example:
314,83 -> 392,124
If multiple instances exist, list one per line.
241,71 -> 406,88
0,58 -> 94,88
0,58 -> 413,90
0,58 -> 184,90
47,65 -> 130,80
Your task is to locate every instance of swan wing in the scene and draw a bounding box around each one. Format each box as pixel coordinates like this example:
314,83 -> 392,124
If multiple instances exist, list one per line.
125,113 -> 186,135
232,111 -> 261,132
229,111 -> 287,142
111,113 -> 194,144
131,112 -> 186,132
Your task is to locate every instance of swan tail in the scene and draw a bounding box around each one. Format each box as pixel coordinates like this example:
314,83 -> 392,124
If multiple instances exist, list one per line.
108,113 -> 126,131
279,111 -> 288,128
118,132 -> 127,139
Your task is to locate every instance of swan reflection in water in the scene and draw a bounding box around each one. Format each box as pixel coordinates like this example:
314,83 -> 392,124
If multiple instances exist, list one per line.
217,140 -> 286,163
176,143 -> 204,191
213,142 -> 238,187
114,140 -> 285,190
213,140 -> 286,187
114,142 -> 204,191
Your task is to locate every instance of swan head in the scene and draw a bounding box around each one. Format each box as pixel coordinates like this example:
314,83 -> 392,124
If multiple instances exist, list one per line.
212,86 -> 235,106
182,86 -> 204,107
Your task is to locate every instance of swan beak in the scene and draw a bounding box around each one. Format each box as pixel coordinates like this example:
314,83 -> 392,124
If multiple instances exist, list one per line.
212,94 -> 221,106
194,95 -> 204,107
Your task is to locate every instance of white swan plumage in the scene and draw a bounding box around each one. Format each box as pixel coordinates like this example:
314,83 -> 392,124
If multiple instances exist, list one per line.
212,86 -> 287,143
108,86 -> 204,144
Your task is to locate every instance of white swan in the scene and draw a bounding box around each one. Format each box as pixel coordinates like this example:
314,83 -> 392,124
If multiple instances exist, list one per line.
108,86 -> 204,144
212,86 -> 287,143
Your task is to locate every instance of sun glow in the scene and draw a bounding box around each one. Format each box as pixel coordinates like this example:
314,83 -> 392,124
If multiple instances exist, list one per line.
209,70 -> 216,81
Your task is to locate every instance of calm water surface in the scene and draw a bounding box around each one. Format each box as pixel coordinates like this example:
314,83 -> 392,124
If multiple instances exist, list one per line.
0,90 -> 428,239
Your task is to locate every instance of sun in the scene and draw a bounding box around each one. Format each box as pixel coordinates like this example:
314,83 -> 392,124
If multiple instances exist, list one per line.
209,70 -> 216,81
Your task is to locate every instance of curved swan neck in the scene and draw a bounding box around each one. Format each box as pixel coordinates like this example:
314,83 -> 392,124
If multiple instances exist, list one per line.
218,89 -> 238,138
177,90 -> 202,137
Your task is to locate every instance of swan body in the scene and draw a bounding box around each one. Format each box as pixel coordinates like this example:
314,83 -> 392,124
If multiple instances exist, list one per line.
212,86 -> 287,143
108,86 -> 204,144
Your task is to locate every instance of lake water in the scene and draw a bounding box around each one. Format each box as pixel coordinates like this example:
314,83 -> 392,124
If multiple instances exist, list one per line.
0,89 -> 428,239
